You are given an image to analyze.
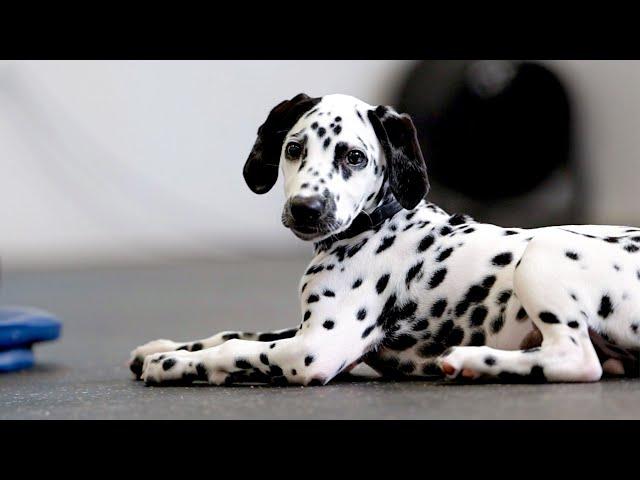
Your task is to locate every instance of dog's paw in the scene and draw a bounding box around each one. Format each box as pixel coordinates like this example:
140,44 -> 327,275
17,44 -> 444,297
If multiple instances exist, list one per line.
437,347 -> 485,381
141,351 -> 202,385
129,339 -> 180,379
141,351 -> 232,386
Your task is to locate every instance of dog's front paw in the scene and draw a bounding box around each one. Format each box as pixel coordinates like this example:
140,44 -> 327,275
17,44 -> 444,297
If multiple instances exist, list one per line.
141,351 -> 202,385
129,339 -> 180,379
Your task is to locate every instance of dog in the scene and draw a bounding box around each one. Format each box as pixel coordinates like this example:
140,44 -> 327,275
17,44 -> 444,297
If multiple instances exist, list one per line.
129,93 -> 640,386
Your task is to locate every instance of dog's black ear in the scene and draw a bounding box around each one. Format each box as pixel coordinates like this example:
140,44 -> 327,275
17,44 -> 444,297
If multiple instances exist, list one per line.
243,93 -> 320,194
367,106 -> 429,209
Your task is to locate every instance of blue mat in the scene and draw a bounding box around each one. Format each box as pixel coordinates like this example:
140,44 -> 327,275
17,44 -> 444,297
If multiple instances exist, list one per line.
0,307 -> 61,372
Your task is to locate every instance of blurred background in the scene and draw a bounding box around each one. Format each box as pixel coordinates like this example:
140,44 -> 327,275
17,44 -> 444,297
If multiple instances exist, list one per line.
1,60 -> 640,271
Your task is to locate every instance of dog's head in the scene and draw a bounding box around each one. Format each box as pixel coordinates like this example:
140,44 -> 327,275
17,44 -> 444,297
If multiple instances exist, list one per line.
243,93 -> 429,241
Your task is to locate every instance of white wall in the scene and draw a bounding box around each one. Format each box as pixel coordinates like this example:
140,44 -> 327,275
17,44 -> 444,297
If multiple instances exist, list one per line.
0,60 -> 413,268
2,60 -> 640,269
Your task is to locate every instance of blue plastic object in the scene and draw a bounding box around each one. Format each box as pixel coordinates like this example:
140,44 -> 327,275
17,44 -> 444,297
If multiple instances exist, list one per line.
0,307 -> 61,372
0,348 -> 35,372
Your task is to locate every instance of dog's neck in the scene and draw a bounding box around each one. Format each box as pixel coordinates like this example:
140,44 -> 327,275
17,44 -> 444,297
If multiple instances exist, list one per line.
313,184 -> 404,253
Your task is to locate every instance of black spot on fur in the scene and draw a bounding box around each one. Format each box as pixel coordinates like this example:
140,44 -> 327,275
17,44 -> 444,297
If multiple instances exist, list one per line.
376,273 -> 391,294
352,278 -> 363,289
196,363 -> 207,380
484,356 -> 496,366
470,306 -> 488,326
440,226 -> 452,236
492,252 -> 513,266
412,319 -> 430,331
565,251 -> 580,260
362,324 -> 376,339
384,334 -> 418,351
357,308 -> 367,321
567,320 -> 580,329
322,320 -> 335,330
598,295 -> 614,318
470,330 -> 486,346
191,342 -> 204,351
376,236 -> 396,254
448,214 -> 468,226
433,320 -> 455,345
307,294 -> 320,303
306,264 -> 324,275
490,316 -> 505,334
418,234 -> 435,252
436,248 -> 454,262
431,299 -> 447,318
162,358 -> 176,371
625,244 -> 639,253
482,275 -> 497,288
448,326 -> 465,346
405,261 -> 424,286
455,299 -> 470,317
516,307 -> 527,321
235,359 -> 252,369
259,353 -> 270,366
497,290 -> 512,305
323,289 -> 335,297
428,268 -> 447,289
539,312 -> 560,324
258,329 -> 297,341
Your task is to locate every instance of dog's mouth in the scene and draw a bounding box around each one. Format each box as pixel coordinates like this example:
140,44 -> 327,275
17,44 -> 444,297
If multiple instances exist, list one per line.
281,214 -> 343,241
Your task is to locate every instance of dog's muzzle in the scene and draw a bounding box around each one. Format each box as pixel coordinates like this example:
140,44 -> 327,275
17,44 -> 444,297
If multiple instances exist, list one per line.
282,195 -> 338,239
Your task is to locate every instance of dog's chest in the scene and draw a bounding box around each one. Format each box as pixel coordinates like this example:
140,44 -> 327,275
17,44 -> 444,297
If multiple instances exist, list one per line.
301,203 -> 536,349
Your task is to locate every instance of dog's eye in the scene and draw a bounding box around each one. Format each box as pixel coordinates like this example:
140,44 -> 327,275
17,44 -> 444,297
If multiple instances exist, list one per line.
346,150 -> 367,166
285,142 -> 303,159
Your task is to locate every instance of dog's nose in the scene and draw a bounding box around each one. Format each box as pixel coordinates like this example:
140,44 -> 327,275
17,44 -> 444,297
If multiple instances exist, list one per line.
289,195 -> 326,224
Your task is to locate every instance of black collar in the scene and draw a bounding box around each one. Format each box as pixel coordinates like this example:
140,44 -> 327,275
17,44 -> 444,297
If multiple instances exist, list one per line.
315,198 -> 404,251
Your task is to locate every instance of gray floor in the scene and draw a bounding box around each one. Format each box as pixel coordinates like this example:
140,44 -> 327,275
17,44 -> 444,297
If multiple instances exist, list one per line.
1,259 -> 639,420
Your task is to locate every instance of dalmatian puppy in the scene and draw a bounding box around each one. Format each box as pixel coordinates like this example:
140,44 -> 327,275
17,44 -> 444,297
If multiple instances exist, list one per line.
129,93 -> 640,386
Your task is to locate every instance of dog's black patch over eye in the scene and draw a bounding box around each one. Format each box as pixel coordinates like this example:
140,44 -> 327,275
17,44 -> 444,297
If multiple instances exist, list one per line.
285,142 -> 303,159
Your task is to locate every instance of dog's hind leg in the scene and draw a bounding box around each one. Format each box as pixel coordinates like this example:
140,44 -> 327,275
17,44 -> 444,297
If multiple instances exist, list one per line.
129,327 -> 298,379
438,232 -> 603,383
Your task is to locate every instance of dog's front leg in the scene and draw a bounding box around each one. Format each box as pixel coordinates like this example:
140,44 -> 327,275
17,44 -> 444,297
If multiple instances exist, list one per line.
140,309 -> 384,386
129,327 -> 299,379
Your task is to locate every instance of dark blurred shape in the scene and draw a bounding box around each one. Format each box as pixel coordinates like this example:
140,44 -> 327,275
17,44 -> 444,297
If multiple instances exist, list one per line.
396,60 -> 581,227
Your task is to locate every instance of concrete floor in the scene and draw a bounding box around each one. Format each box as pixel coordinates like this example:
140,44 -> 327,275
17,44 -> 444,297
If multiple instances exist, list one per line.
1,259 -> 639,420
